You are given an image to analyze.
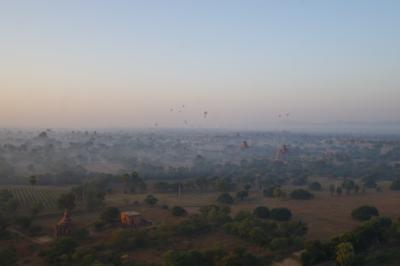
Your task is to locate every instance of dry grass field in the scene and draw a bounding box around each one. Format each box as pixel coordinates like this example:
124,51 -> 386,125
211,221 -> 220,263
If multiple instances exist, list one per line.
104,182 -> 400,240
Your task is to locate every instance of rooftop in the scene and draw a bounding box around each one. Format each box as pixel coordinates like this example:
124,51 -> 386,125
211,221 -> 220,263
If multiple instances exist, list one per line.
122,210 -> 141,216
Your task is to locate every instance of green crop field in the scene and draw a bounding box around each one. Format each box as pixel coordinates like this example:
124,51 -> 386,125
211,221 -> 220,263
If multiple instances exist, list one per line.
1,186 -> 66,209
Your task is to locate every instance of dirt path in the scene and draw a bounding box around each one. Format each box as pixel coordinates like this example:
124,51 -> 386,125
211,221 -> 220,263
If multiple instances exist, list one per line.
273,251 -> 303,266
8,228 -> 53,244
273,257 -> 301,266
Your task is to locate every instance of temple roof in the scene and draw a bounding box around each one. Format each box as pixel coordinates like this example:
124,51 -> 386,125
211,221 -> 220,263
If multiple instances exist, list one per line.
122,210 -> 141,216
57,209 -> 72,226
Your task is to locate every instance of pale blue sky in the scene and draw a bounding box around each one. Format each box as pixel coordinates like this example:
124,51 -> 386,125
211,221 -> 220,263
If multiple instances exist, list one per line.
1,1 -> 399,129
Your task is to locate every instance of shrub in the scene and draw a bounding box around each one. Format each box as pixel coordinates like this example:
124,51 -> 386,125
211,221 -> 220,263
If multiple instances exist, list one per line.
363,180 -> 377,189
217,193 -> 234,204
292,177 -> 308,186
263,185 -> 280,197
171,206 -> 187,217
351,206 -> 379,221
270,208 -> 292,221
144,194 -> 158,206
236,190 -> 249,201
164,250 -> 208,266
253,206 -> 269,219
100,207 -> 120,223
234,210 -> 252,221
390,180 -> 400,191
0,246 -> 17,266
14,216 -> 32,230
308,182 -> 322,191
290,189 -> 314,200
269,237 -> 290,250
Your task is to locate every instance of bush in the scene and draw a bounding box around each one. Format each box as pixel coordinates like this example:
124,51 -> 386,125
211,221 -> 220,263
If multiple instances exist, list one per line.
270,208 -> 292,221
0,246 -> 17,266
390,180 -> 400,191
100,207 -> 120,223
308,182 -> 322,191
217,193 -> 234,204
171,206 -> 187,217
234,210 -> 252,221
236,190 -> 249,201
363,180 -> 377,189
14,216 -> 32,230
290,189 -> 314,200
164,250 -> 208,266
269,237 -> 290,250
144,194 -> 158,206
292,177 -> 308,186
263,185 -> 280,197
351,206 -> 379,221
253,206 -> 269,219
72,228 -> 90,241
199,205 -> 231,225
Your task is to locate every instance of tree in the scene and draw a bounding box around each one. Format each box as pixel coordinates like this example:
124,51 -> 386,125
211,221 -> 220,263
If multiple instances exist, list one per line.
199,205 -> 231,225
363,179 -> 377,189
263,185 -> 280,198
342,179 -> 355,195
329,184 -> 335,196
253,206 -> 269,219
164,250 -> 208,266
130,171 -> 147,193
308,182 -> 322,191
121,173 -> 130,193
290,189 -> 314,200
218,248 -> 262,266
270,208 -> 292,221
0,246 -> 17,266
236,190 -> 248,201
171,206 -> 187,217
354,184 -> 360,194
29,175 -> 37,186
144,194 -> 158,206
272,187 -> 286,198
100,207 -> 120,223
0,189 -> 18,213
351,206 -> 379,221
14,216 -> 32,230
42,237 -> 77,265
269,237 -> 290,251
31,202 -> 43,217
57,193 -> 76,211
336,187 -> 343,196
217,193 -> 234,204
336,242 -> 355,266
244,184 -> 251,191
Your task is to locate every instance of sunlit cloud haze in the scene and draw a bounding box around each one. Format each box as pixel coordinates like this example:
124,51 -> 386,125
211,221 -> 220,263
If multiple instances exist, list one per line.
1,1 -> 400,131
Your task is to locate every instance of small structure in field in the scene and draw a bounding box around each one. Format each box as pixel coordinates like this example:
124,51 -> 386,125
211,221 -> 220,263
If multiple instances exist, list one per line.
120,210 -> 151,228
55,209 -> 73,239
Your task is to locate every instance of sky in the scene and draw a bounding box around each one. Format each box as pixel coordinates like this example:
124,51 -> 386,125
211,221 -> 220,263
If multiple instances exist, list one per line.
1,1 -> 400,130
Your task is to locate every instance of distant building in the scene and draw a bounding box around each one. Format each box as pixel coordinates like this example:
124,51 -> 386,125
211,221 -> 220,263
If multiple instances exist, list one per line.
120,210 -> 144,227
55,209 -> 73,239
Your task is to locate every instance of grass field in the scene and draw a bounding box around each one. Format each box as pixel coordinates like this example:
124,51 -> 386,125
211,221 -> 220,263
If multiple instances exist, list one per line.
13,180 -> 400,242
105,183 -> 400,240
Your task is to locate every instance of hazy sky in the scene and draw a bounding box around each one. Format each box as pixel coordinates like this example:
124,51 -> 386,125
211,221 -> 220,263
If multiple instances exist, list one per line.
1,1 -> 399,129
